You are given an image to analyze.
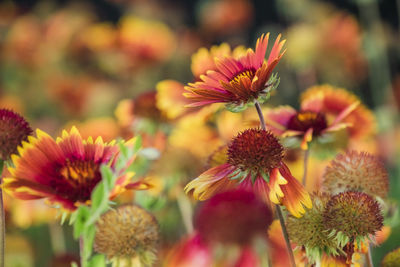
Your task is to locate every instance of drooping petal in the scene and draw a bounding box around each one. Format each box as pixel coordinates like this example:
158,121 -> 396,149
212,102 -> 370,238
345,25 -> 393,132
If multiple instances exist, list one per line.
278,163 -> 312,218
300,128 -> 313,150
184,163 -> 238,201
268,168 -> 288,204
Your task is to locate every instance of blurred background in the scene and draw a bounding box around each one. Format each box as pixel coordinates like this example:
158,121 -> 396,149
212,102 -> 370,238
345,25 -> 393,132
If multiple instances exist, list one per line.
0,0 -> 399,266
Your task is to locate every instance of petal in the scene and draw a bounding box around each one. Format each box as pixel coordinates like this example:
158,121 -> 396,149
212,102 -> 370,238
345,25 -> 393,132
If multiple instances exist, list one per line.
184,164 -> 238,201
278,164 -> 312,218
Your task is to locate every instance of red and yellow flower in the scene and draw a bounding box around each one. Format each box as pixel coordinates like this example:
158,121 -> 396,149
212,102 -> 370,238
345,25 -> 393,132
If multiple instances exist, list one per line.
3,127 -> 134,210
300,85 -> 375,140
156,43 -> 246,119
265,85 -> 362,150
184,33 -> 286,107
185,128 -> 311,217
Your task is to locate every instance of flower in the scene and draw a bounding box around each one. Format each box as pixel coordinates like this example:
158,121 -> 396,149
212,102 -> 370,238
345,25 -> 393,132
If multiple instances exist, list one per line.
3,127 -> 133,210
322,150 -> 389,198
286,193 -> 340,263
0,109 -> 32,161
165,234 -> 212,267
321,255 -> 347,267
265,86 -> 361,150
191,43 -> 246,79
184,33 -> 285,108
300,85 -> 375,140
156,80 -> 192,119
185,128 -> 311,217
381,247 -> 400,267
118,16 -> 176,64
195,189 -> 273,245
94,205 -> 159,265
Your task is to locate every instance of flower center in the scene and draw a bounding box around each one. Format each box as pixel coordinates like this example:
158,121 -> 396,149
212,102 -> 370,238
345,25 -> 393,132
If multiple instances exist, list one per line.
287,111 -> 328,135
59,159 -> 101,202
227,129 -> 284,173
230,70 -> 255,86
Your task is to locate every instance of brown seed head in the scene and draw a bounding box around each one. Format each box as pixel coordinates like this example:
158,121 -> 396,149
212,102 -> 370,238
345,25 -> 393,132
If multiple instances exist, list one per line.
323,151 -> 389,198
94,205 -> 159,261
0,109 -> 32,161
227,129 -> 284,173
323,191 -> 383,238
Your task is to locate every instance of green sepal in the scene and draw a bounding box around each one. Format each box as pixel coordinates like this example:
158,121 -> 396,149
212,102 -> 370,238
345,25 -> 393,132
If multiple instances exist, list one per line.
228,169 -> 245,180
250,171 -> 258,184
260,171 -> 270,183
225,102 -> 250,113
60,211 -> 68,225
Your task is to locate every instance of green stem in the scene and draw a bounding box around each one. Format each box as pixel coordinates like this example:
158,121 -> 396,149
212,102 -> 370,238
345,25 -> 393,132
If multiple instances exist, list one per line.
177,191 -> 194,234
49,223 -> 66,255
254,101 -> 296,267
302,149 -> 309,186
0,160 -> 5,267
366,245 -> 374,267
80,236 -> 86,267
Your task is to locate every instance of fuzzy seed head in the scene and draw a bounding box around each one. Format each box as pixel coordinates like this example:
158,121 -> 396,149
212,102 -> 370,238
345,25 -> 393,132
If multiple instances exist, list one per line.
382,247 -> 400,267
323,191 -> 383,238
286,193 -> 340,261
227,129 -> 284,173
0,109 -> 32,161
94,205 -> 159,261
323,151 -> 389,198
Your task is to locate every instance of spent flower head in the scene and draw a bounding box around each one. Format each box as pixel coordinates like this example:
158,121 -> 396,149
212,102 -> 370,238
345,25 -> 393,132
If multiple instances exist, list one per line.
381,247 -> 400,267
94,205 -> 159,265
286,193 -> 340,263
323,150 -> 389,198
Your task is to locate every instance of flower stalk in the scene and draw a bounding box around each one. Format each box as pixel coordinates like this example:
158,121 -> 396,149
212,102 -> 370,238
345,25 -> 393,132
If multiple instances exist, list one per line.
302,149 -> 309,186
254,101 -> 296,267
367,245 -> 374,267
0,160 -> 4,267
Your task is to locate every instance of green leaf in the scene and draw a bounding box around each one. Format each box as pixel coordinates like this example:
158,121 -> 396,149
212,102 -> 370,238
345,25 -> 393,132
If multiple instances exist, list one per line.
101,164 -> 114,187
88,254 -> 105,267
84,225 -> 96,260
132,135 -> 142,154
73,206 -> 90,239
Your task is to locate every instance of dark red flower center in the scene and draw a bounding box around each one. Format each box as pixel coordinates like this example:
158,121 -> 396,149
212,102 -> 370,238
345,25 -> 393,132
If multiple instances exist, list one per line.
227,129 -> 284,173
287,110 -> 328,135
58,158 -> 101,202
